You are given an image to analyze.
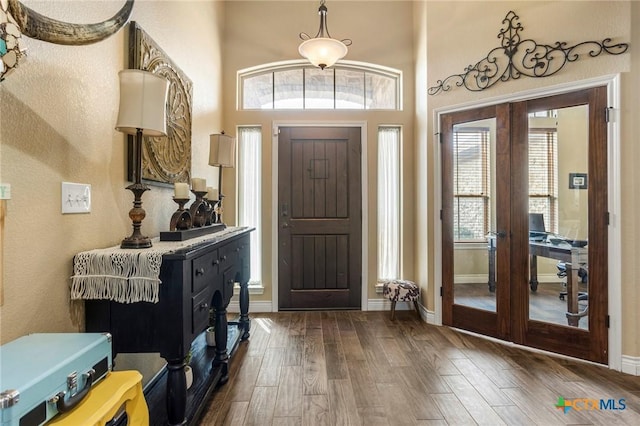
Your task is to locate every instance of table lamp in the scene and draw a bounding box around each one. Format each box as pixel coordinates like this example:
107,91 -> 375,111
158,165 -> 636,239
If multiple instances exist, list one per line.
115,69 -> 169,248
208,132 -> 236,224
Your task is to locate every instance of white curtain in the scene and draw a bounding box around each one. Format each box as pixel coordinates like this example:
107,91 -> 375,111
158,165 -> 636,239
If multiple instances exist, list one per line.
377,127 -> 400,280
238,127 -> 262,284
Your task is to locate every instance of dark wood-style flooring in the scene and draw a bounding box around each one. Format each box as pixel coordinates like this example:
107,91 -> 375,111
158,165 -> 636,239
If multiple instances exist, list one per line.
197,311 -> 640,425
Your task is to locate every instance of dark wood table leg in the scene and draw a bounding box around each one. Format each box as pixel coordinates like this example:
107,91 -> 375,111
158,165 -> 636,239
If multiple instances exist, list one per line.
214,305 -> 229,384
565,263 -> 580,327
165,358 -> 187,425
239,280 -> 251,340
529,254 -> 539,292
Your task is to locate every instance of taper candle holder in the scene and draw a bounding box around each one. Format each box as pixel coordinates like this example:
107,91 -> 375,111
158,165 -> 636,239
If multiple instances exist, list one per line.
205,198 -> 216,226
214,194 -> 224,224
169,198 -> 192,231
189,190 -> 208,227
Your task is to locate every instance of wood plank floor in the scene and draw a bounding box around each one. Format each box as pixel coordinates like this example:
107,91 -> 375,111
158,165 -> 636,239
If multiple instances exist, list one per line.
198,311 -> 640,425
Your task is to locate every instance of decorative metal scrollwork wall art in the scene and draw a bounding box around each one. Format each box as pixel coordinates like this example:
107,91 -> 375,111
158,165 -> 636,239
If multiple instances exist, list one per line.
428,11 -> 629,95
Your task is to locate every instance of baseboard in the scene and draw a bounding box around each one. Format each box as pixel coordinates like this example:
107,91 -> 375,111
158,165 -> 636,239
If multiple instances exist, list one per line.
366,299 -> 436,324
227,300 -> 273,313
621,355 -> 640,376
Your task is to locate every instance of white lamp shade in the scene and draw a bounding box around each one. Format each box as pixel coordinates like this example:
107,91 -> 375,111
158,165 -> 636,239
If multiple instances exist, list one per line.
209,134 -> 236,168
298,37 -> 348,69
115,69 -> 169,136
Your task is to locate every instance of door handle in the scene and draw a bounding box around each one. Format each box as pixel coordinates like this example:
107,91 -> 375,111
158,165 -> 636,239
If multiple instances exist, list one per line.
282,222 -> 290,229
281,203 -> 288,217
496,231 -> 507,238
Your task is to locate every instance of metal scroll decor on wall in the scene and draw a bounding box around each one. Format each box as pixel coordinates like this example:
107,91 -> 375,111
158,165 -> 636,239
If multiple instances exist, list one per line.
128,21 -> 192,186
428,11 -> 629,95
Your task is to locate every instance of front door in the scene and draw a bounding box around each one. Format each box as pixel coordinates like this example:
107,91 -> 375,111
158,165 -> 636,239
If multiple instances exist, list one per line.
441,87 -> 609,363
278,127 -> 362,310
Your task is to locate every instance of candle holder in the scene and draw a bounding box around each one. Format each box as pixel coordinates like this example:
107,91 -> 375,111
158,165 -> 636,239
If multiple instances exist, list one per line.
214,194 -> 224,224
205,198 -> 217,226
189,190 -> 208,227
169,198 -> 192,231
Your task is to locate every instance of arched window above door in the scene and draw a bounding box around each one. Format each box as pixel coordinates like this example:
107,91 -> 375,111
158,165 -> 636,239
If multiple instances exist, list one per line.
238,60 -> 402,110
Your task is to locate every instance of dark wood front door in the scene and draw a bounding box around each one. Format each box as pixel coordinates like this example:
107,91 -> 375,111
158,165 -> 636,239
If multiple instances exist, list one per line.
278,127 -> 362,310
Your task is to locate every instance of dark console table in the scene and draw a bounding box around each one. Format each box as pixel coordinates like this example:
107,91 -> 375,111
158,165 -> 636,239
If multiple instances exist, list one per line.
75,227 -> 253,425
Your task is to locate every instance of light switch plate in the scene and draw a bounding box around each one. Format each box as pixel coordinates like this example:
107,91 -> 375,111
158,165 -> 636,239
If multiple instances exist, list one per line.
62,182 -> 91,214
0,183 -> 11,200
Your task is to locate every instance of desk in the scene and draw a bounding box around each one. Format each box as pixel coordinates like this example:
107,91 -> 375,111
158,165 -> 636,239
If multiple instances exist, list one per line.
76,227 -> 253,425
487,237 -> 587,326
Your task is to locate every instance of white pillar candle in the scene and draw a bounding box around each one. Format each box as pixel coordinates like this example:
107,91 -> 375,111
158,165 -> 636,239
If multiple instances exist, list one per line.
207,187 -> 219,200
191,178 -> 206,192
174,182 -> 190,198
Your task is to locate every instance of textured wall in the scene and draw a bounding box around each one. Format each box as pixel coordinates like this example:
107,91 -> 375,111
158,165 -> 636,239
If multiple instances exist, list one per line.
0,0 -> 224,345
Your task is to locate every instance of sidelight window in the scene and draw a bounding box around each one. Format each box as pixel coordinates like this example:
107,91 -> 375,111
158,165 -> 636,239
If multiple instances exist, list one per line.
237,126 -> 262,287
377,126 -> 401,280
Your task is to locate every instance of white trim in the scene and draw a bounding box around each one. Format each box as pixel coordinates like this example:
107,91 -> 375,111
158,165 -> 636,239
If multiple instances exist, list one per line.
366,300 -> 436,324
621,356 -> 640,376
232,283 -> 264,296
227,300 -> 273,314
271,121 -> 369,312
433,74 -> 622,370
606,74 -> 622,372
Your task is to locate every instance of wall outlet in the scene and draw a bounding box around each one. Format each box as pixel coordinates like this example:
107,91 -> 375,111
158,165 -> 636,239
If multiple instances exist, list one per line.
62,182 -> 91,214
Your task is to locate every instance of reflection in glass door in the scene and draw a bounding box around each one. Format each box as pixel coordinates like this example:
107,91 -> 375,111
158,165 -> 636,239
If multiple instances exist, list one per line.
452,119 -> 497,314
527,106 -> 590,330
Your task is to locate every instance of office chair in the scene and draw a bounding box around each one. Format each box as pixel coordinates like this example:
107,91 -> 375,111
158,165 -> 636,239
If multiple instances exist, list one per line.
557,262 -> 588,301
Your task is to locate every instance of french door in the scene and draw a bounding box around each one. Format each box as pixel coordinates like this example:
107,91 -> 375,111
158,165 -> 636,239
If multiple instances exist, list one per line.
441,87 -> 609,363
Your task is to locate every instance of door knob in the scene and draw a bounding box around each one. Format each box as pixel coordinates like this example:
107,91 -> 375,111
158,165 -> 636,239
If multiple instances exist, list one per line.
282,222 -> 290,228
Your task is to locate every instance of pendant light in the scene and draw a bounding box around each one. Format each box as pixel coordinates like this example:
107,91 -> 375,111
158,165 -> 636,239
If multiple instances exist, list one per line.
298,0 -> 352,70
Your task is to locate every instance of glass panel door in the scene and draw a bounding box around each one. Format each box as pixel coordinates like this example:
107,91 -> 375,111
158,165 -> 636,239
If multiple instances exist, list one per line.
527,106 -> 590,330
442,104 -> 510,340
442,86 -> 608,364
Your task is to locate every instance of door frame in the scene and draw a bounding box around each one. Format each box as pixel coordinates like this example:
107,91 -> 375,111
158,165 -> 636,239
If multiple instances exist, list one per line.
271,121 -> 369,312
433,74 -> 622,369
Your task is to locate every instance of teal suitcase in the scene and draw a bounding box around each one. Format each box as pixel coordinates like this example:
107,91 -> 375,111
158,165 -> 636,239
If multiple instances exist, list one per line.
0,333 -> 112,426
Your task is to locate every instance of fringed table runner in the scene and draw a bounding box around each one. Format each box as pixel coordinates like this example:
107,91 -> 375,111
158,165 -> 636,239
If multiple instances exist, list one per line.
71,227 -> 243,304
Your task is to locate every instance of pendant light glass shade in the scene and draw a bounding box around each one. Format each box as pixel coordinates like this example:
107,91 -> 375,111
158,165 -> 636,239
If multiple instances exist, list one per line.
298,0 -> 351,70
298,37 -> 348,70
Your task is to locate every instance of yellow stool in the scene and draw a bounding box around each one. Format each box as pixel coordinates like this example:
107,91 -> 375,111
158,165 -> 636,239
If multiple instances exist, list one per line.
48,370 -> 148,426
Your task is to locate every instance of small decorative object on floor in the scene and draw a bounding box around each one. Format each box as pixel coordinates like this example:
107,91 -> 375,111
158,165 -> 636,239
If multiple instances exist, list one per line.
184,349 -> 193,389
205,327 -> 216,347
381,279 -> 421,320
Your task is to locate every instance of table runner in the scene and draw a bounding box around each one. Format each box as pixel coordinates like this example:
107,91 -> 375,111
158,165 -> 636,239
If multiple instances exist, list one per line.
71,227 -> 243,304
